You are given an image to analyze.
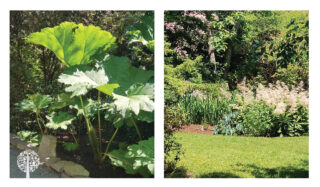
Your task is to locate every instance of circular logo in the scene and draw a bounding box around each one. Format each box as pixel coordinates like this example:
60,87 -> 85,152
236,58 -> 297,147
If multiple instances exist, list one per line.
17,149 -> 40,173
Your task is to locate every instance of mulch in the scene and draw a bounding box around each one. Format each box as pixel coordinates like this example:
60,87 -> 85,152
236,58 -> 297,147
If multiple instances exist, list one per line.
177,124 -> 215,135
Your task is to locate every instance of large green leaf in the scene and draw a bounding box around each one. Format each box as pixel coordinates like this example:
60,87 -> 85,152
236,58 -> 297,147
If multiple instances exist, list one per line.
26,22 -> 116,67
49,93 -> 76,111
46,111 -> 76,130
15,94 -> 52,113
104,111 -> 134,128
58,66 -> 118,97
113,83 -> 154,118
69,98 -> 98,118
108,137 -> 154,177
135,111 -> 154,123
98,56 -> 154,95
15,99 -> 36,112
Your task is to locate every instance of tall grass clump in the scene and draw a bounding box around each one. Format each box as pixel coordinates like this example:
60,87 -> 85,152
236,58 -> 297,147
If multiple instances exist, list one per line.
179,90 -> 232,125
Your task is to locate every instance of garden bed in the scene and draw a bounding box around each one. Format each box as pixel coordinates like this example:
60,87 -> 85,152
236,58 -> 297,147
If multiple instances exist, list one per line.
177,124 -> 214,135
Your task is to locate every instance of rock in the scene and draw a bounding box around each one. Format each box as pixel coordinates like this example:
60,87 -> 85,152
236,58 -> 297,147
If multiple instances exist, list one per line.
60,172 -> 69,178
51,161 -> 89,178
44,157 -> 61,168
37,135 -> 57,162
10,134 -> 37,151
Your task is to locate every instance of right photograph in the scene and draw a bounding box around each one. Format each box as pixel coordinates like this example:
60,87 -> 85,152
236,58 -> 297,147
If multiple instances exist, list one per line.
164,11 -> 309,178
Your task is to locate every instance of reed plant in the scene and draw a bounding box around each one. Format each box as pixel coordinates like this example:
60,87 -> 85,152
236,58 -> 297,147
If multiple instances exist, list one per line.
179,94 -> 232,125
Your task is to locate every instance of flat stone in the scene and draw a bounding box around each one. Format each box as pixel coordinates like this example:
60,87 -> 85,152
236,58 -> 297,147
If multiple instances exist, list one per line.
51,161 -> 89,178
37,135 -> 57,162
60,172 -> 70,178
44,157 -> 61,168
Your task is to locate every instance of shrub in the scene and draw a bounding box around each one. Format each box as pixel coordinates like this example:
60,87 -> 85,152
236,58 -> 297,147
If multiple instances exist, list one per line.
164,105 -> 185,173
273,63 -> 309,89
238,102 -> 274,137
273,105 -> 308,137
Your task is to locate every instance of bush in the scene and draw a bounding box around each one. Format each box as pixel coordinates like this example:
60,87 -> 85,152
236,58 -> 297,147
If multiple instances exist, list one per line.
273,63 -> 309,89
238,102 -> 274,137
164,64 -> 222,105
273,105 -> 308,137
164,105 -> 185,173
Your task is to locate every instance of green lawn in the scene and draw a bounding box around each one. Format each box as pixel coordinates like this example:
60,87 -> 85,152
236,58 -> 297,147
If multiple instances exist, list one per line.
168,132 -> 308,178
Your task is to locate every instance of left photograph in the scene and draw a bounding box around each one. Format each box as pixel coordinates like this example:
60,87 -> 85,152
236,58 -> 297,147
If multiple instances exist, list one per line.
10,10 -> 154,178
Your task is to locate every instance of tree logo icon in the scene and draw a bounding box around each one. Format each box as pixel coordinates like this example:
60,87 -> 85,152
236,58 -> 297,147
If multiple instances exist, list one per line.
17,149 -> 40,178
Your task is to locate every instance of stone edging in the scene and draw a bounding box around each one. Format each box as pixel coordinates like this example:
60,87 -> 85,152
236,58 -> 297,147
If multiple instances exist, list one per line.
10,134 -> 90,178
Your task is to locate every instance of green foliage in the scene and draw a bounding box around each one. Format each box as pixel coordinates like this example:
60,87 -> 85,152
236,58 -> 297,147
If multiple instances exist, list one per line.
277,19 -> 308,68
69,97 -> 98,118
58,65 -> 119,97
97,55 -> 154,95
17,130 -> 42,146
135,111 -> 154,123
126,13 -> 154,46
26,22 -> 116,67
238,102 -> 274,137
15,94 -> 52,113
11,12 -> 154,178
174,56 -> 203,83
111,83 -> 154,118
214,112 -> 243,136
164,105 -> 185,174
273,106 -> 309,137
108,137 -> 154,177
63,142 -> 80,151
164,63 -> 221,105
49,93 -> 75,111
179,95 -> 232,125
45,111 -> 75,130
273,63 -> 308,89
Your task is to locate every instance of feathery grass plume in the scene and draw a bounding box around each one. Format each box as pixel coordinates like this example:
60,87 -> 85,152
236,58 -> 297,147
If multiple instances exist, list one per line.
256,81 -> 308,114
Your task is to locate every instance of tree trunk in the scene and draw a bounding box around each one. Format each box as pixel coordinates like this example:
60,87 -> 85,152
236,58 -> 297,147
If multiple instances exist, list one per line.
208,29 -> 217,73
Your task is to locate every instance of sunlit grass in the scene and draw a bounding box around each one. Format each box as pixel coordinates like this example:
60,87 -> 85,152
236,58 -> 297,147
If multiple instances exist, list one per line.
168,132 -> 308,178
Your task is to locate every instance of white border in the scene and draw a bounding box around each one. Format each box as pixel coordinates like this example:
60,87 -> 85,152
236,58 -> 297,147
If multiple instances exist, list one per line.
1,0 -> 320,187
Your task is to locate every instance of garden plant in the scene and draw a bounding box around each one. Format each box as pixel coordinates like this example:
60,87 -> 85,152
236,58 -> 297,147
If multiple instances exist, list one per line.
11,11 -> 154,178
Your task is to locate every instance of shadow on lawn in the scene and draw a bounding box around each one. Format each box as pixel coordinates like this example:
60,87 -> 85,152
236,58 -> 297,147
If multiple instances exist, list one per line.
165,160 -> 308,178
235,160 -> 309,178
165,166 -> 194,178
166,166 -> 240,178
199,172 -> 240,178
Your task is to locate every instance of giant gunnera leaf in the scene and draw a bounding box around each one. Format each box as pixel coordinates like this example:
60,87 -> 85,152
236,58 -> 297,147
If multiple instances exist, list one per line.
46,111 -> 76,130
49,93 -> 76,111
112,83 -> 154,118
108,137 -> 154,177
69,97 -> 98,118
58,65 -> 119,97
26,22 -> 116,67
97,56 -> 154,95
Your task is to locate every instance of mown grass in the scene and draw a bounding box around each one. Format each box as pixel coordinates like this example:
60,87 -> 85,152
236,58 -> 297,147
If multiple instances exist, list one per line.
167,132 -> 308,178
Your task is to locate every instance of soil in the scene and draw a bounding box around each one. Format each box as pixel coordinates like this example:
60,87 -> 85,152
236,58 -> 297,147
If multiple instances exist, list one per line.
177,124 -> 215,135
